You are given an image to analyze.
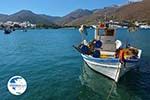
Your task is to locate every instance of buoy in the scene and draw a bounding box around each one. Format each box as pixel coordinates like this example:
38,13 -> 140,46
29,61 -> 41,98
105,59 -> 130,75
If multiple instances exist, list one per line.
80,45 -> 89,54
93,50 -> 100,58
119,50 -> 125,63
95,40 -> 102,48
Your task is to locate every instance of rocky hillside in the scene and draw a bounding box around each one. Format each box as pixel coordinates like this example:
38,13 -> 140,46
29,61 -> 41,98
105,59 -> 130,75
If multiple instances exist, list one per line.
56,9 -> 93,26
114,0 -> 150,21
0,10 -> 60,25
62,0 -> 150,26
0,0 -> 149,26
64,6 -> 119,26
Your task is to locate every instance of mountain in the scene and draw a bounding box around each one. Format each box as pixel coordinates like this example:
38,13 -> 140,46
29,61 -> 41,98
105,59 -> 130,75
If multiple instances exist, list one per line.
113,0 -> 150,21
0,14 -> 9,22
38,14 -> 61,22
59,0 -> 150,26
0,0 -> 149,27
56,9 -> 93,26
0,10 -> 60,26
64,6 -> 119,26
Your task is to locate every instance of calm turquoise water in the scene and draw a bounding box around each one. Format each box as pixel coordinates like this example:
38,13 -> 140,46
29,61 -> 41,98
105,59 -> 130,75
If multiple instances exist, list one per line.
0,29 -> 150,100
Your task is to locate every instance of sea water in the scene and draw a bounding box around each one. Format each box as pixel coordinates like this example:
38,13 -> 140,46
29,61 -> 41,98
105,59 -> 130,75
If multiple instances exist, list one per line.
0,28 -> 150,100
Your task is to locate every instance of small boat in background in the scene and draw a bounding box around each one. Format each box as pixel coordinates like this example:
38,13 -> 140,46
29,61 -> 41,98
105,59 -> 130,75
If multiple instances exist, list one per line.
22,26 -> 28,32
74,22 -> 142,82
140,24 -> 150,29
4,27 -> 12,34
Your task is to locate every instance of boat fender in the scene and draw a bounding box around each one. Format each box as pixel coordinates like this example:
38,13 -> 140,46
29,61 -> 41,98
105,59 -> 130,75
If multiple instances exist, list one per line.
95,40 -> 102,48
80,44 -> 89,54
93,50 -> 100,58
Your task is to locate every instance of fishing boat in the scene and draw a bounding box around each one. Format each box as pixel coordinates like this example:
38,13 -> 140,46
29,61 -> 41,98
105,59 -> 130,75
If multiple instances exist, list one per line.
74,23 -> 142,82
4,27 -> 12,34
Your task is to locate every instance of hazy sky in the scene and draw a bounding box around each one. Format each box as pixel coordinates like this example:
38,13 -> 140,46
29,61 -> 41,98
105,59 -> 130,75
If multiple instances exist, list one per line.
0,0 -> 130,16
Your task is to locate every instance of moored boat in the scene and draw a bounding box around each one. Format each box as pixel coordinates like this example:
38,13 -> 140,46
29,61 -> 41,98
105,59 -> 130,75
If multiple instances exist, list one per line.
74,22 -> 142,82
4,27 -> 12,34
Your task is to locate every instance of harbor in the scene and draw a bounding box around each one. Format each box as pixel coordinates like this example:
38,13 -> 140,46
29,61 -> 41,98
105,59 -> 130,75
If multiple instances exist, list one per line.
0,0 -> 150,100
74,22 -> 142,82
0,28 -> 149,100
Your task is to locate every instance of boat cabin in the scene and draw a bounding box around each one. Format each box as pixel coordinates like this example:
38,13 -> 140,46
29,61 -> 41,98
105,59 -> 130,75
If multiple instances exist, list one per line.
78,25 -> 139,60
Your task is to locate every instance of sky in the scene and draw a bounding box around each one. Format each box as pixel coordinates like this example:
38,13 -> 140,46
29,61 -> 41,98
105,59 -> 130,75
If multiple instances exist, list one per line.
0,0 -> 140,16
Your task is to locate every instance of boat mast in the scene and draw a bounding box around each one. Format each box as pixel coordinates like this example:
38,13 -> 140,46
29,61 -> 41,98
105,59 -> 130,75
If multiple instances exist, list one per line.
94,25 -> 100,40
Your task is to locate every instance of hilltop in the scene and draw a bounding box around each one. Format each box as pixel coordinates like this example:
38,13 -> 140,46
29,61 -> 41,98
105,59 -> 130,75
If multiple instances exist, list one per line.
0,0 -> 149,27
62,0 -> 150,26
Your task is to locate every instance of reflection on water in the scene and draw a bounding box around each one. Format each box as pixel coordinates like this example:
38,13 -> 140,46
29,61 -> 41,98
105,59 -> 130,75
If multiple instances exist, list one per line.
80,62 -> 142,100
0,29 -> 149,100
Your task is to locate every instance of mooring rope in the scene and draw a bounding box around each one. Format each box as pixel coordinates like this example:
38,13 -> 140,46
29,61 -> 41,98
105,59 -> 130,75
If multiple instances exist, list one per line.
106,63 -> 121,100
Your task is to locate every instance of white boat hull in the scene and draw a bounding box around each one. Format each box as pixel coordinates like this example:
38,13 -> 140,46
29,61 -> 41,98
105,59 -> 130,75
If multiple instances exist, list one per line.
81,54 -> 139,82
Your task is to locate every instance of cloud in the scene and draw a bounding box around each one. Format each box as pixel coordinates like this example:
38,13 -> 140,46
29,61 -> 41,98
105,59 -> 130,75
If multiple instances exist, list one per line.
128,0 -> 143,2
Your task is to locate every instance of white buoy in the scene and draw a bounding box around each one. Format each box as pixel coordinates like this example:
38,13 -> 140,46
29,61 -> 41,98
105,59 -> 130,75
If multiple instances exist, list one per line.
115,40 -> 122,49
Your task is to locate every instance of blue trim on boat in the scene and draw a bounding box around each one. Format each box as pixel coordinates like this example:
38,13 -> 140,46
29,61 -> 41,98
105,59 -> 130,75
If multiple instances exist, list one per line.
125,59 -> 139,63
82,55 -> 120,63
82,54 -> 139,64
